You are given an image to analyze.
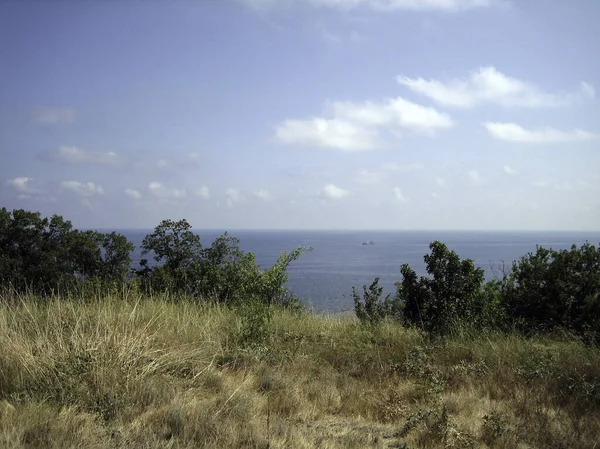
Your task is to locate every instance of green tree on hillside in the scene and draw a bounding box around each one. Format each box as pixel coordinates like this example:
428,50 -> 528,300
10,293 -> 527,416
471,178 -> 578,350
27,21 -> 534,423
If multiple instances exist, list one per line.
396,241 -> 488,334
0,208 -> 133,294
502,242 -> 600,342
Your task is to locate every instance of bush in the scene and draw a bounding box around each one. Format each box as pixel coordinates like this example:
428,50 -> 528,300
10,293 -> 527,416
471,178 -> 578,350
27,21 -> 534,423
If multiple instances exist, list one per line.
0,208 -> 133,296
353,277 -> 402,325
396,241 -> 488,335
502,242 -> 600,342
135,219 -> 310,308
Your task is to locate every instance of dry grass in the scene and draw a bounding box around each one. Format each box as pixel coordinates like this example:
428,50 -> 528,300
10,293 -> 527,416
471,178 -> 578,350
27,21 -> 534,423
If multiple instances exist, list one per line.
1,293 -> 599,448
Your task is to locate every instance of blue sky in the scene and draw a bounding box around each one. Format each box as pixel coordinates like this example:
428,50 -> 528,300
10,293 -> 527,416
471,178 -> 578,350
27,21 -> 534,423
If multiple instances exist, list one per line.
1,0 -> 599,230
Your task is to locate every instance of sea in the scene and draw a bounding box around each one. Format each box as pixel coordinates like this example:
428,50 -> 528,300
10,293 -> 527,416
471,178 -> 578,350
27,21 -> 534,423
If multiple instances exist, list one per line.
114,230 -> 600,313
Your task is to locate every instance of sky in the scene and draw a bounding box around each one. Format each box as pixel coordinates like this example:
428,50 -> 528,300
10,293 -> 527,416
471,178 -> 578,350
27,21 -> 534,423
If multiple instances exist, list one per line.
0,0 -> 599,231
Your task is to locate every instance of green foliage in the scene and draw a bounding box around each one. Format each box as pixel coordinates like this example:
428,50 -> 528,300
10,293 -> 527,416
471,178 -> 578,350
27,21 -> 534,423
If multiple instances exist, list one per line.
502,242 -> 600,342
397,241 -> 487,335
353,277 -> 402,325
141,218 -> 202,271
0,208 -> 133,295
136,218 -> 310,308
238,296 -> 273,346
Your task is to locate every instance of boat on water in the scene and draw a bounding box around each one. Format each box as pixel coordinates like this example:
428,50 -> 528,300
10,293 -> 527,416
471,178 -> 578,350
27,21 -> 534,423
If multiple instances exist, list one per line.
362,241 -> 374,245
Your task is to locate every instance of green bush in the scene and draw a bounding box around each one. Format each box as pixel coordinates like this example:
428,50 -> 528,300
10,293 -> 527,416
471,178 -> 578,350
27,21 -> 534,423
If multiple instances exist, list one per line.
502,242 -> 600,342
353,277 -> 402,325
396,241 -> 489,335
0,208 -> 133,296
135,218 -> 310,308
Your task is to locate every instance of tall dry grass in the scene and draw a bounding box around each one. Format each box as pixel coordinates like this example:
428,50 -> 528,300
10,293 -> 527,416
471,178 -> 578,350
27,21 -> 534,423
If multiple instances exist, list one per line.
1,293 -> 599,448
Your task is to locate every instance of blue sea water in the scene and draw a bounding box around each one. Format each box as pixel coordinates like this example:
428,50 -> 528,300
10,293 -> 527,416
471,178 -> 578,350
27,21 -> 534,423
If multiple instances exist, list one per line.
114,230 -> 600,313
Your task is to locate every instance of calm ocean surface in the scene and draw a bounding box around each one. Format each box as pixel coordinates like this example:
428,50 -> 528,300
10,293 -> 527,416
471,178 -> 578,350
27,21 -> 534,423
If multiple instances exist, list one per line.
114,230 -> 600,313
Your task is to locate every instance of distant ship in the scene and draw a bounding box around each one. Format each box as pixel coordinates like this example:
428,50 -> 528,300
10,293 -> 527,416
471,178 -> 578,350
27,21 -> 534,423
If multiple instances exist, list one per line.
362,241 -> 374,245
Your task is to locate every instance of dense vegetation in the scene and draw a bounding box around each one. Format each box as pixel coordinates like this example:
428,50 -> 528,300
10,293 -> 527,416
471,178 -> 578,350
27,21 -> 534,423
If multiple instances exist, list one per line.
2,207 -> 600,343
1,207 -> 600,447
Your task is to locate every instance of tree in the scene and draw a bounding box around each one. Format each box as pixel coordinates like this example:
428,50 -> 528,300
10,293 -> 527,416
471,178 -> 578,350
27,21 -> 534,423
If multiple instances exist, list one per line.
502,242 -> 600,341
397,241 -> 486,334
353,277 -> 401,325
140,219 -> 201,271
0,208 -> 134,295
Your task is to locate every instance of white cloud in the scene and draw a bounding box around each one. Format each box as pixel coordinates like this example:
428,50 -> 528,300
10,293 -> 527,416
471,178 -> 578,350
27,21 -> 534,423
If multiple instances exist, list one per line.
381,162 -> 424,172
392,186 -> 408,201
254,189 -> 273,201
332,97 -> 454,132
580,81 -> 596,99
195,186 -> 210,199
7,177 -> 36,193
468,169 -> 482,185
355,169 -> 387,185
125,189 -> 142,200
32,107 -> 75,124
239,0 -> 495,12
398,67 -> 592,108
435,177 -> 447,188
532,181 -> 548,188
274,118 -> 378,151
60,181 -> 104,196
38,145 -> 121,165
6,177 -> 55,202
225,188 -> 245,207
320,184 -> 349,199
503,165 -> 518,175
484,122 -> 599,144
148,182 -> 186,199
274,96 -> 453,151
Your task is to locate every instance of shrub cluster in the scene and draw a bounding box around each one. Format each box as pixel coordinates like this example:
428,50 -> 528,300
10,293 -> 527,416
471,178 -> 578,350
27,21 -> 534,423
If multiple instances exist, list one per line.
353,240 -> 600,343
0,208 -> 133,295
0,209 -> 308,313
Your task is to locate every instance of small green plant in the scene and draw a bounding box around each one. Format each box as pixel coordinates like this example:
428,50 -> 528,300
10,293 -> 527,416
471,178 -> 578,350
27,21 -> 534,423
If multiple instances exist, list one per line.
353,277 -> 401,325
238,296 -> 273,346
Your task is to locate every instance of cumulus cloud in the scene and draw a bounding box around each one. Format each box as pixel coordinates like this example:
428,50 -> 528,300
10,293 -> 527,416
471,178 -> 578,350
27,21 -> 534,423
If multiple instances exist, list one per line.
435,177 -> 447,188
468,169 -> 482,185
238,0 -> 494,12
148,182 -> 186,199
355,169 -> 387,185
332,98 -> 454,132
6,177 -> 56,202
225,188 -> 245,207
392,186 -> 408,201
60,181 -> 104,196
320,184 -> 349,199
254,189 -> 273,201
484,122 -> 599,144
274,118 -> 378,151
397,67 -> 594,108
532,181 -> 549,188
195,186 -> 210,199
274,96 -> 453,151
125,189 -> 142,200
381,162 -> 424,172
32,107 -> 75,124
7,177 -> 36,193
503,165 -> 518,175
580,82 -> 596,99
38,145 -> 121,165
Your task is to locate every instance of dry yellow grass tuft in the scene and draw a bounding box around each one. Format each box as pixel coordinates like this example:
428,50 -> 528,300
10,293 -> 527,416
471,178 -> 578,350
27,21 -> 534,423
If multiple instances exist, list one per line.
1,294 -> 599,448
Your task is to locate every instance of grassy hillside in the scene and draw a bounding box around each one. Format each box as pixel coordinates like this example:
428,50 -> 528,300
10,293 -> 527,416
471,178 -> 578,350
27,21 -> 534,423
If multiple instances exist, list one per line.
1,294 -> 599,448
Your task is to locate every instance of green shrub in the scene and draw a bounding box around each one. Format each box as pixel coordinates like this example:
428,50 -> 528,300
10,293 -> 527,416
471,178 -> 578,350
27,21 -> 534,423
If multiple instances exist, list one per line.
353,277 -> 401,325
502,242 -> 600,342
396,241 -> 488,335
